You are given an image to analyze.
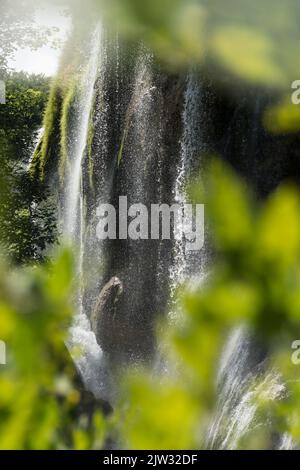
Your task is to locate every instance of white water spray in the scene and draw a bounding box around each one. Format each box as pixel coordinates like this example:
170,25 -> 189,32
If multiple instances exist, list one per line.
169,73 -> 203,310
63,25 -> 111,400
207,328 -> 287,449
65,26 -> 101,239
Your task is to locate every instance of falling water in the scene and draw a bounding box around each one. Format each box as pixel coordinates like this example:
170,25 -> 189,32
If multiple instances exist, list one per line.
206,95 -> 286,449
279,433 -> 296,450
217,372 -> 284,450
169,73 -> 203,310
207,329 -> 262,448
65,25 -> 101,239
125,49 -> 156,202
207,323 -> 288,448
27,127 -> 44,171
64,25 -> 111,400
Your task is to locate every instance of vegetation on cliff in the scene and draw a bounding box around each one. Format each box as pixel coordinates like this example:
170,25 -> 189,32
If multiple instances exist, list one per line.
30,29 -> 98,188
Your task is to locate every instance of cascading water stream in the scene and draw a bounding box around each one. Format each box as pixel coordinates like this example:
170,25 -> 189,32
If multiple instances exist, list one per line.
64,24 -> 111,400
27,127 -> 44,171
206,97 -> 293,449
169,73 -> 204,313
206,328 -> 270,449
64,25 -> 101,240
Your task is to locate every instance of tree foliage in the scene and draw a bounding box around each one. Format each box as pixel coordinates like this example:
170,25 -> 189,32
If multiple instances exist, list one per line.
0,72 -> 57,264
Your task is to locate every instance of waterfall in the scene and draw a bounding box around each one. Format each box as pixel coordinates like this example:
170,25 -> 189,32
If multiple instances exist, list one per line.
207,328 -> 261,448
124,48 -> 156,203
279,433 -> 296,450
206,96 -> 284,449
207,328 -> 287,449
64,24 -> 111,400
58,28 -> 291,445
169,73 -> 204,311
27,127 -> 44,171
64,25 -> 101,240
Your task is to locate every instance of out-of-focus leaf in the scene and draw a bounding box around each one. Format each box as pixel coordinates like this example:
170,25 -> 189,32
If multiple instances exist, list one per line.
210,26 -> 286,87
264,98 -> 300,133
120,374 -> 200,449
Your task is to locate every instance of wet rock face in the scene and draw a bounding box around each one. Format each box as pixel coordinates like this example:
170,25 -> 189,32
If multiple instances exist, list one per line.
84,48 -> 190,366
91,276 -> 124,355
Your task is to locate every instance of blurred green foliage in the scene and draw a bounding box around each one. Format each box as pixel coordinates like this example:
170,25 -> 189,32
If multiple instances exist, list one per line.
94,0 -> 300,134
0,248 -> 106,449
264,95 -> 300,134
116,159 -> 300,449
3,159 -> 300,449
97,0 -> 300,89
